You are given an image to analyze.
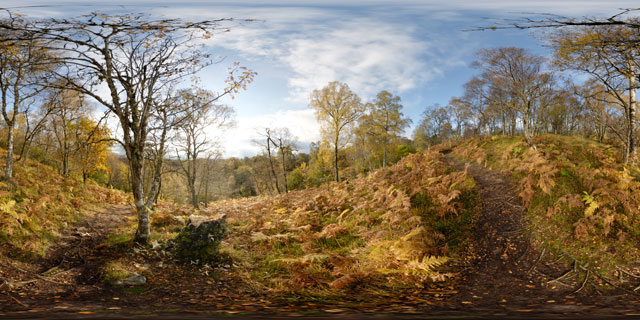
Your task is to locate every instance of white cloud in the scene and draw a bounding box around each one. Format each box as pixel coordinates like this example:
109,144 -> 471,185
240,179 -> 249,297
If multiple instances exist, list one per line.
200,9 -> 463,104
279,19 -> 435,102
218,108 -> 320,158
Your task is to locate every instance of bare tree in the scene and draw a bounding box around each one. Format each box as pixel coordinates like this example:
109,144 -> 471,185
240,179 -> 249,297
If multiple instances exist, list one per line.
0,20 -> 49,180
474,9 -> 640,161
47,87 -> 86,176
253,127 -> 282,194
269,127 -> 298,193
175,88 -> 234,209
474,47 -> 555,148
0,12 -> 255,243
549,26 -> 639,163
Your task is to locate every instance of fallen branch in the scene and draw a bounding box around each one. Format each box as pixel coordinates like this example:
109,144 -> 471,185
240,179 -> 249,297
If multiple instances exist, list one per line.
84,220 -> 102,236
573,263 -> 640,296
1,259 -> 69,286
546,252 -> 567,266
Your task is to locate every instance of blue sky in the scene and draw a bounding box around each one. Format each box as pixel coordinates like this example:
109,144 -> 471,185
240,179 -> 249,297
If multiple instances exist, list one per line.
3,1 -> 639,157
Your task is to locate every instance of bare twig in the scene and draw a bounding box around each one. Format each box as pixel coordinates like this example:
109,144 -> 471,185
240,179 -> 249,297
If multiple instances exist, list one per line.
547,268 -> 576,285
0,279 -> 38,289
84,220 -> 102,236
575,269 -> 590,293
616,266 -> 640,279
527,247 -> 546,272
546,252 -> 567,266
516,236 -> 531,263
6,292 -> 28,307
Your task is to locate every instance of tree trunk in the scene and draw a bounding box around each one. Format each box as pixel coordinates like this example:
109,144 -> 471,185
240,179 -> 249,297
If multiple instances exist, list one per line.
334,135 -> 339,182
130,154 -> 150,244
266,139 -> 280,193
627,66 -> 637,164
146,124 -> 168,208
62,147 -> 69,176
4,120 -> 14,179
145,152 -> 164,208
382,139 -> 387,168
523,106 -> 536,150
190,182 -> 198,209
188,161 -> 199,209
280,148 -> 288,193
204,173 -> 209,207
155,178 -> 162,204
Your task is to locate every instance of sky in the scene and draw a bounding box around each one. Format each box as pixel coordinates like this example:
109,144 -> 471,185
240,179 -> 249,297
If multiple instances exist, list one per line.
2,1 -> 639,157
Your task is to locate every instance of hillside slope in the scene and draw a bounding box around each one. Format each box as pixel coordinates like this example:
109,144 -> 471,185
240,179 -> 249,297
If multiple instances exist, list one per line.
0,151 -> 128,257
450,134 -> 640,292
203,149 -> 477,298
3,136 -> 640,317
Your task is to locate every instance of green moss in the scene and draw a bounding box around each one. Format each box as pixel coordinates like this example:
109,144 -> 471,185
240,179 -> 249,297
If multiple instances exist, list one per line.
105,231 -> 134,250
103,262 -> 134,284
123,286 -> 146,294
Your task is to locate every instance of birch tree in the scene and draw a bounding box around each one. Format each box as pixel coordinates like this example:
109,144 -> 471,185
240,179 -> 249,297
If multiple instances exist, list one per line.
309,81 -> 363,182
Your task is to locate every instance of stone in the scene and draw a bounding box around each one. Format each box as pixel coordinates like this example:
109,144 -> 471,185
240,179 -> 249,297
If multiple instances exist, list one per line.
170,214 -> 227,263
172,215 -> 186,226
114,272 -> 147,286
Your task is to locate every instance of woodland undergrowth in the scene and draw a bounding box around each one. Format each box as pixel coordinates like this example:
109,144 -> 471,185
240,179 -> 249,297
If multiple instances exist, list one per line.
155,149 -> 476,297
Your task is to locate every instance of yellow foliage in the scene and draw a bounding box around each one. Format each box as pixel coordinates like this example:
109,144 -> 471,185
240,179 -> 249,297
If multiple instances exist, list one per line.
581,192 -> 599,218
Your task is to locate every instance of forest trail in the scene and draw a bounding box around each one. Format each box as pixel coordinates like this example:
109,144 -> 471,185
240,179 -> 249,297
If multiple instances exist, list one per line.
0,205 -> 132,311
443,156 -> 640,317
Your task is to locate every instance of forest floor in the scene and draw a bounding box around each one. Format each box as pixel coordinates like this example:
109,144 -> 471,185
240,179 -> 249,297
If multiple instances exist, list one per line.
2,159 -> 640,319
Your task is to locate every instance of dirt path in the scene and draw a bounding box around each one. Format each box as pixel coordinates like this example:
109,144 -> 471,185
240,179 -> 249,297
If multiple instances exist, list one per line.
0,205 -> 132,310
443,157 -> 640,317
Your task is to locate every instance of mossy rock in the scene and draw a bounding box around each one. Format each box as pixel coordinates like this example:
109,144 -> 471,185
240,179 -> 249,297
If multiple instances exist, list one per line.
103,262 -> 147,286
170,214 -> 227,263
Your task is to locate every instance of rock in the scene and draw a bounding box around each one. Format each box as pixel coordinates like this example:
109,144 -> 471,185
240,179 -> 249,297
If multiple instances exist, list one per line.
114,272 -> 147,286
172,215 -> 186,226
170,214 -> 227,263
187,214 -> 226,228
